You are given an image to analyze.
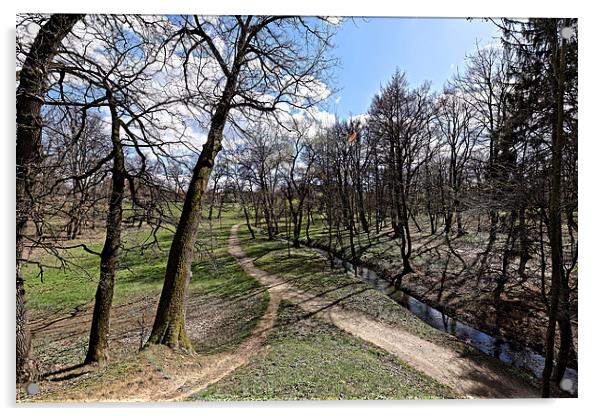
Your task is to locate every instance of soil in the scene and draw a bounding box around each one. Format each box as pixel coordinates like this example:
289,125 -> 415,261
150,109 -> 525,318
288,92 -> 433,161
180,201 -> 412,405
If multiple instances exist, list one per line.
19,283 -> 277,402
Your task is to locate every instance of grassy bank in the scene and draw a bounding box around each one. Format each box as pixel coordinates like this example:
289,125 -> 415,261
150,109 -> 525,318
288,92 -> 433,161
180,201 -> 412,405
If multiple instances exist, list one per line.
238,225 -> 539,388
195,301 -> 455,400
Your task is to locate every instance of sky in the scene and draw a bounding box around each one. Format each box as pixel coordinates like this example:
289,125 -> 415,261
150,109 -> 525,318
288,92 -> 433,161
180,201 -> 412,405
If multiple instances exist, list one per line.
328,17 -> 501,117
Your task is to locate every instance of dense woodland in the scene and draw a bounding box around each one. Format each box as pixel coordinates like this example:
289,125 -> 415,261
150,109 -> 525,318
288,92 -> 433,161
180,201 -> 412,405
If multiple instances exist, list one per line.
16,15 -> 577,398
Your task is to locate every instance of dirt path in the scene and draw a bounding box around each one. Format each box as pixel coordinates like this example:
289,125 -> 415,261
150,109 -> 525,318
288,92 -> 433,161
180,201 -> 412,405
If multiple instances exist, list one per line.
27,260 -> 281,403
31,289 -> 280,403
229,224 -> 539,399
160,288 -> 281,401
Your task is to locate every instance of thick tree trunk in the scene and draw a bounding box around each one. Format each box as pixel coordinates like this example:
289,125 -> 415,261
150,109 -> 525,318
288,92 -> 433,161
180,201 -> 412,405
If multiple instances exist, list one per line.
16,13 -> 83,384
85,100 -> 124,364
292,206 -> 302,248
399,185 -> 414,275
455,204 -> 466,236
305,199 -> 312,245
146,92 -> 233,350
289,192 -> 306,248
554,281 -> 573,384
477,209 -> 498,286
356,180 -> 369,234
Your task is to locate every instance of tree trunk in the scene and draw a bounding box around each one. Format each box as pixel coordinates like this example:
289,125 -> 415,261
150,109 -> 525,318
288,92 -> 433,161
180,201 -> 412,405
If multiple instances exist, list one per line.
85,100 -> 124,364
305,199 -> 312,245
553,281 -> 573,384
542,21 -> 567,398
146,87 -> 234,350
517,206 -> 530,280
356,178 -> 369,234
241,200 -> 255,239
16,13 -> 83,384
477,209 -> 498,286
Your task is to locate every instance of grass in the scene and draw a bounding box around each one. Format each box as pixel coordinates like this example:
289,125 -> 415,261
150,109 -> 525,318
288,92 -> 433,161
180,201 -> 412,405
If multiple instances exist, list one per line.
261,211 -> 577,366
241,227 -> 468,350
238,226 -> 541,388
24,207 -> 262,314
23,229 -> 171,314
23,205 -> 270,384
21,202 -> 544,403
195,301 -> 455,401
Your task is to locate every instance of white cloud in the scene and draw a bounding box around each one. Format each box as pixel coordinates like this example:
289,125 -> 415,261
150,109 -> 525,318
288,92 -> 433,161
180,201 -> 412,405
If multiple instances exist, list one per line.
324,16 -> 343,25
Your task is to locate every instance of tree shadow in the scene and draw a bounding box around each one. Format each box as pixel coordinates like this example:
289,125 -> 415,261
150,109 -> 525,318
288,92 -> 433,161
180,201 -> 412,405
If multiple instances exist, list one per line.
42,363 -> 91,382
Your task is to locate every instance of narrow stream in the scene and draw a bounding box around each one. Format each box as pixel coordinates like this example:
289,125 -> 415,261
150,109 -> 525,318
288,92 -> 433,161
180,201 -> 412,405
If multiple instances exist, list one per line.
312,247 -> 578,394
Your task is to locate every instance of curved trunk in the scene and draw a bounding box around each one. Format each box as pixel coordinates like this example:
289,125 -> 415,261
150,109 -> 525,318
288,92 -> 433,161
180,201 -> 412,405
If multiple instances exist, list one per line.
553,281 -> 574,384
16,13 -> 83,383
542,21 -> 567,398
146,91 -> 234,350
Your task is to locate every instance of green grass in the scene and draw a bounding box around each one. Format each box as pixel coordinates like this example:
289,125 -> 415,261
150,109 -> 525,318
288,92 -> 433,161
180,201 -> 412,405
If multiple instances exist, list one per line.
238,224 -> 540,389
240,227 -> 468,349
23,229 -> 172,313
25,205 -> 270,363
195,301 -> 455,401
24,206 -> 258,313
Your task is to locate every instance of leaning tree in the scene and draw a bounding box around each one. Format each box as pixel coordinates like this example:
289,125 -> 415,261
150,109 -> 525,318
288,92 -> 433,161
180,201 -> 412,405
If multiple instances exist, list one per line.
16,13 -> 84,384
146,15 -> 337,350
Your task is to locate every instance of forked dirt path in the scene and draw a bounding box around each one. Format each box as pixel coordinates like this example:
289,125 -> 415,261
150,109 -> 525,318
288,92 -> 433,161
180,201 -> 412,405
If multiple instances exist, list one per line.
229,224 -> 539,399
31,258 -> 282,403
160,288 -> 281,401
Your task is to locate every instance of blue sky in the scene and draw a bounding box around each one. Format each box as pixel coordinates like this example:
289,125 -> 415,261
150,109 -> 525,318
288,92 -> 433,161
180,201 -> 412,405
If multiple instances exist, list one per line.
328,17 -> 501,117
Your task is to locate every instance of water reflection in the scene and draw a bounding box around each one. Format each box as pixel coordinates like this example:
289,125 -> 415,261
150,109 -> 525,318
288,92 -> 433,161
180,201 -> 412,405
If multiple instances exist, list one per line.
312,248 -> 578,394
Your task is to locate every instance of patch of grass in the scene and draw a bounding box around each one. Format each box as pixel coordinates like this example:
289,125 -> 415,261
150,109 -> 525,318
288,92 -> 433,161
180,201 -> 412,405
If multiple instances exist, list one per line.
191,288 -> 270,355
239,226 -> 540,390
195,302 -> 455,401
24,206 -> 260,313
23,228 -> 175,314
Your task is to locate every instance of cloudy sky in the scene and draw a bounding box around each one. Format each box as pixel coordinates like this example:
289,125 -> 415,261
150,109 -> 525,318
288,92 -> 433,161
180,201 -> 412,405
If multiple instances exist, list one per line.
329,17 -> 500,117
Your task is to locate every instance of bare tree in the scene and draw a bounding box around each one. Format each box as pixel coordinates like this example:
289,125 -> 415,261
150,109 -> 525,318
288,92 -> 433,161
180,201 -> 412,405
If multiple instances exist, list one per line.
368,71 -> 435,280
16,13 -> 84,384
26,14 -> 201,363
146,15 -> 336,350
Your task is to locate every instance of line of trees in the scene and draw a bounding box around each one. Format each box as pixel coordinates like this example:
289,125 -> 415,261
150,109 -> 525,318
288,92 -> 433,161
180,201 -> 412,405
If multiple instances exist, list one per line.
16,14 -> 335,382
220,19 -> 578,396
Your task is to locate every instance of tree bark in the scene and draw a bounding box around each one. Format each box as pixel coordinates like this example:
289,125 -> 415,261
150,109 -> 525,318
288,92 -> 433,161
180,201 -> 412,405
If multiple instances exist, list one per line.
542,20 -> 567,398
16,13 -> 83,384
85,99 -> 124,364
553,281 -> 573,384
146,79 -> 236,349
